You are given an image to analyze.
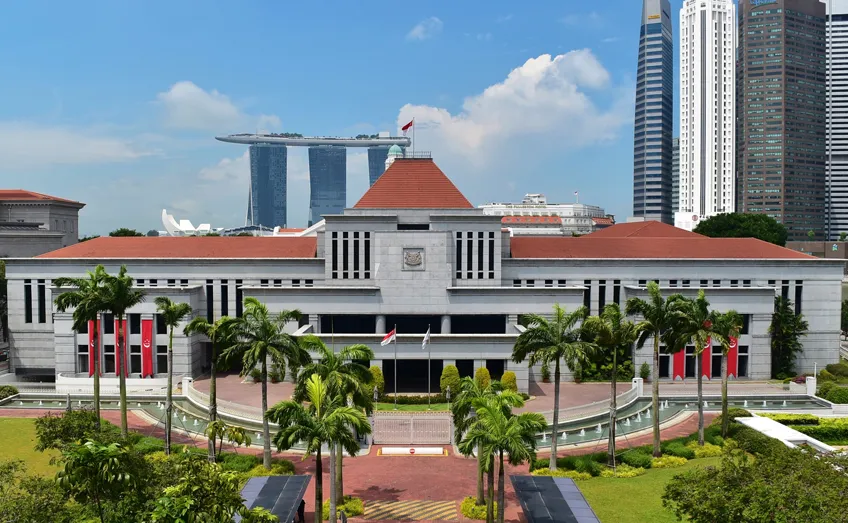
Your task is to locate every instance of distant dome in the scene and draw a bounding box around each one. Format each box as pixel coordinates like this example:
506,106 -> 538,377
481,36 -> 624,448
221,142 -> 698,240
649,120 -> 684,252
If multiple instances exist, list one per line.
387,144 -> 403,157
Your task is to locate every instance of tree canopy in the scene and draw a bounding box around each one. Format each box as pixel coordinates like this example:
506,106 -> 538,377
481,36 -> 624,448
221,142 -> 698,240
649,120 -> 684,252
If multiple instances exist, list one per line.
108,228 -> 144,237
693,213 -> 788,246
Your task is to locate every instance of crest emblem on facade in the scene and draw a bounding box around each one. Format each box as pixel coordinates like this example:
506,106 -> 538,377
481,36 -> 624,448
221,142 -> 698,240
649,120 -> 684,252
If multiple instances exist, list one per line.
404,250 -> 423,266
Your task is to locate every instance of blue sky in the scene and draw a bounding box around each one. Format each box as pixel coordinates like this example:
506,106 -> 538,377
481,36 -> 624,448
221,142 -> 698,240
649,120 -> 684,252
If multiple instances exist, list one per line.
0,0 -> 683,235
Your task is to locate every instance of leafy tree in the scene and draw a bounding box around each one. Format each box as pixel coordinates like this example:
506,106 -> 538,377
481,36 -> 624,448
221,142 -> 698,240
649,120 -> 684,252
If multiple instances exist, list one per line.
459,393 -> 545,523
267,373 -> 371,523
840,232 -> 848,242
807,229 -> 816,240
841,299 -> 848,337
440,364 -> 461,395
183,315 -> 238,462
146,230 -> 160,237
204,420 -> 253,457
513,304 -> 596,469
451,377 -> 505,506
770,297 -> 808,378
295,336 -> 374,501
55,265 -> 110,429
369,365 -> 385,397
155,297 -> 193,455
0,460 -> 84,523
108,228 -> 144,237
221,298 -> 310,469
101,266 -> 145,437
79,235 -> 100,242
474,366 -> 491,389
626,282 -> 684,457
711,310 -> 743,437
583,303 -> 642,465
500,371 -> 518,392
34,409 -> 121,451
693,213 -> 789,246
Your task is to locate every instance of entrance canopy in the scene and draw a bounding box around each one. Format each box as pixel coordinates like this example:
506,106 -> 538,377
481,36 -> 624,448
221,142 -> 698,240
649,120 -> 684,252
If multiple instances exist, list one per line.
510,475 -> 600,523
236,475 -> 311,522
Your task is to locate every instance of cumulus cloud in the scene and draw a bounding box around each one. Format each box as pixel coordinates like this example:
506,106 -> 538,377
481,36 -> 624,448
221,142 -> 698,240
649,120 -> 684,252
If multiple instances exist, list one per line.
198,150 -> 249,182
156,81 -> 280,133
407,17 -> 443,41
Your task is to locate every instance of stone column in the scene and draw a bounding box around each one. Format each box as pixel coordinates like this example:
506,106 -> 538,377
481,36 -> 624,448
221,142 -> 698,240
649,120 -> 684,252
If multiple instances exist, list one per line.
376,315 -> 387,334
440,315 -> 451,334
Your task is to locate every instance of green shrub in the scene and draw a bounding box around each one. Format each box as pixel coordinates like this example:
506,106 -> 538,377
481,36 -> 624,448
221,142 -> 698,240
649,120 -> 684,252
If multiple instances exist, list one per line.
599,464 -> 646,478
685,441 -> 723,458
379,393 -> 447,405
461,496 -> 497,520
620,450 -> 653,469
651,455 -> 688,468
370,366 -> 385,396
270,458 -> 295,475
249,367 -> 261,383
759,413 -> 820,426
792,424 -> 848,443
541,363 -> 551,382
322,496 -> 364,520
702,425 -> 725,446
819,369 -> 836,382
501,371 -> 518,392
573,456 -> 603,477
0,385 -> 19,400
827,387 -> 848,404
732,427 -> 785,455
219,452 -> 261,473
440,365 -> 461,395
171,443 -> 206,456
475,367 -> 491,389
639,362 -> 651,380
34,409 -> 122,451
662,442 -> 696,460
133,436 -> 165,455
818,381 -> 837,399
530,468 -> 592,480
709,408 -> 752,428
826,362 -> 848,377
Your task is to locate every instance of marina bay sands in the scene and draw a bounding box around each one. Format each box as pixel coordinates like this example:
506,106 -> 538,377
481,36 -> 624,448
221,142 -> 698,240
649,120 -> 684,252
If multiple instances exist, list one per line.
216,133 -> 411,228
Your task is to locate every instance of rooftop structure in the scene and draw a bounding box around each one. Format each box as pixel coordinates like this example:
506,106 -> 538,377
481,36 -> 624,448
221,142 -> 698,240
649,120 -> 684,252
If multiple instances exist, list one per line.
215,134 -> 411,147
0,190 -> 85,257
480,194 -> 611,236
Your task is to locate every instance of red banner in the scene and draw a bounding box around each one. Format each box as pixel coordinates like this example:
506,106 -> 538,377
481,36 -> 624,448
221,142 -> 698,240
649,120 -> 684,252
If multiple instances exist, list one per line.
727,337 -> 738,379
141,319 -> 154,378
701,337 -> 712,379
673,350 -> 685,381
115,318 -> 128,377
87,319 -> 99,377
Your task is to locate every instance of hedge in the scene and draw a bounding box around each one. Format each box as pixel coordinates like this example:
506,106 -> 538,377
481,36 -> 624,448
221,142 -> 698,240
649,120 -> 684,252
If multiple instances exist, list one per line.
651,455 -> 688,469
825,362 -> 848,377
792,425 -> 848,442
709,408 -> 752,429
732,427 -> 785,456
759,413 -> 820,426
530,468 -> 592,480
826,387 -> 848,404
322,496 -> 364,520
620,450 -> 653,469
219,452 -> 261,473
0,385 -> 18,401
379,393 -> 447,405
599,464 -> 646,478
133,436 -> 166,455
686,441 -> 723,458
461,497 -> 498,520
818,381 -> 838,399
661,442 -> 696,460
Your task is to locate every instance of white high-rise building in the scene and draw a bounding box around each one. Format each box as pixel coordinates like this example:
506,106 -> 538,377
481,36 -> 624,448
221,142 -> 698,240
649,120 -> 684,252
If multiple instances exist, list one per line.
825,0 -> 848,239
676,0 -> 736,231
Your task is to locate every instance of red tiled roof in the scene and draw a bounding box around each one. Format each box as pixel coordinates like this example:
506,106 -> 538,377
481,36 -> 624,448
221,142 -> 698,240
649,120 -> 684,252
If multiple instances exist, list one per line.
509,236 -> 815,260
36,236 -> 317,259
587,220 -> 703,238
501,216 -> 562,225
0,190 -> 84,206
591,217 -> 615,226
353,159 -> 474,209
275,228 -> 306,233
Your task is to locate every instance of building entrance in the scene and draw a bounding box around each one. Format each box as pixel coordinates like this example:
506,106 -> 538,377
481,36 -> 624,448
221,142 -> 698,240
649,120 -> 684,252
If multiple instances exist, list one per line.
384,359 -> 443,394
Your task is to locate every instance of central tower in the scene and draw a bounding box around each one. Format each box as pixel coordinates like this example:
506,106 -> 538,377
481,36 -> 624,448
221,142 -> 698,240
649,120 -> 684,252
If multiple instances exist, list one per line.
308,145 -> 347,226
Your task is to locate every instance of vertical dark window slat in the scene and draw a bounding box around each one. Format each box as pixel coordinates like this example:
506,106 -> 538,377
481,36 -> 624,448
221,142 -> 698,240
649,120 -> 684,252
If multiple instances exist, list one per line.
24,280 -> 32,324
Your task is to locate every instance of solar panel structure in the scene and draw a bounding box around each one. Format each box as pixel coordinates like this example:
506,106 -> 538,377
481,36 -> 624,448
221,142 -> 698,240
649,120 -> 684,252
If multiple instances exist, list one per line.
510,475 -> 600,523
236,475 -> 311,522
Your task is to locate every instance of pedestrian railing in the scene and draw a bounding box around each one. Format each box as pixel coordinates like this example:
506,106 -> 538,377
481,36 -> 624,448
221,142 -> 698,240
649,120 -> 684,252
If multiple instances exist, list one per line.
538,386 -> 638,423
183,380 -> 265,422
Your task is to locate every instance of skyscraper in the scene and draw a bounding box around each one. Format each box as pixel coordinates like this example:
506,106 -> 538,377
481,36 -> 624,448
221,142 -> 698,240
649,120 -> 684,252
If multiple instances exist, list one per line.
368,145 -> 391,186
633,0 -> 674,224
737,0 -> 826,241
672,137 -> 680,213
677,0 -> 736,232
247,144 -> 287,228
308,145 -> 346,226
826,0 -> 848,239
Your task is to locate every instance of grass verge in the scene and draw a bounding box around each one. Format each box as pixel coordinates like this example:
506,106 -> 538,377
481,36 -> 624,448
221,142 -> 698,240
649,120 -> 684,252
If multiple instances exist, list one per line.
0,417 -> 59,477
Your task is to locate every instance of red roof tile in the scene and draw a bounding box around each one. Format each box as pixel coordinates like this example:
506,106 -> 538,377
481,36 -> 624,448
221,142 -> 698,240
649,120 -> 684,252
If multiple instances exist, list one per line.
36,236 -> 317,259
0,190 -> 84,206
588,220 -> 702,238
353,159 -> 474,209
501,216 -> 562,225
591,217 -> 615,226
510,236 -> 815,260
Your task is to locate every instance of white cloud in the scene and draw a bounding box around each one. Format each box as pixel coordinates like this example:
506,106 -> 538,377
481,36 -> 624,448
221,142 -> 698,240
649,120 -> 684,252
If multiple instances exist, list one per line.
407,17 -> 443,41
496,14 -> 513,23
561,12 -> 602,26
0,122 -> 150,169
198,150 -> 249,182
156,81 -> 281,133
602,37 -> 620,43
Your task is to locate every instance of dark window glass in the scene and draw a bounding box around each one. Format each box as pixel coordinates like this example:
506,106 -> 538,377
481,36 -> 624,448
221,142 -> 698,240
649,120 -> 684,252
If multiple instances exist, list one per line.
613,280 -> 621,305
513,280 -> 521,288
130,344 -> 142,374
180,279 -> 188,287
150,279 -> 157,287
730,280 -> 739,287
545,280 -> 553,287
712,346 -> 721,378
24,281 -> 32,324
670,280 -> 678,287
364,235 -> 371,277
738,346 -> 749,378
598,280 -> 606,312
466,234 -> 473,279
78,321 -> 88,334
235,280 -> 243,318
526,280 -> 534,287
206,280 -> 214,322
156,345 -> 168,374
130,314 -> 141,335
583,280 -> 591,311
274,279 -> 282,287
293,279 -> 300,287
305,279 -> 313,287
77,344 -> 89,374
795,282 -> 803,315
104,314 -> 115,334
332,235 -> 338,279
558,280 -> 566,287
782,280 -> 790,301
682,280 -> 690,288
477,232 -> 484,279
488,235 -> 495,278
156,314 -> 167,334
353,237 -> 360,277
713,280 -> 721,287
342,236 -> 349,278
260,279 -> 268,287
743,280 -> 751,287
138,279 -> 145,286
638,280 -> 646,287
103,344 -> 116,374
658,354 -> 670,379
700,280 -> 707,287
741,314 -> 751,335
221,281 -> 228,316
456,234 -> 463,279
167,279 -> 175,287
37,281 -> 46,324
685,347 -> 696,378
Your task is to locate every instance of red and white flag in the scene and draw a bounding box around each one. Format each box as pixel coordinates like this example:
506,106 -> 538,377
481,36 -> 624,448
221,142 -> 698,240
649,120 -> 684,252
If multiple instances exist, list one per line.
401,120 -> 413,136
381,329 -> 396,346
422,326 -> 430,350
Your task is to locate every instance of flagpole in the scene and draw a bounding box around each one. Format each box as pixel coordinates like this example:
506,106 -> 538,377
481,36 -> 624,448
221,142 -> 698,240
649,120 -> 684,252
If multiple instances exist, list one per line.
393,324 -> 398,411
427,324 -> 431,411
412,117 -> 415,157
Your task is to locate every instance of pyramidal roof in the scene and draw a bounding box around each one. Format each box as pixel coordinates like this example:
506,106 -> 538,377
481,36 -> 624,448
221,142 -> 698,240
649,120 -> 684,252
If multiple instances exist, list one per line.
587,220 -> 703,238
353,158 -> 474,209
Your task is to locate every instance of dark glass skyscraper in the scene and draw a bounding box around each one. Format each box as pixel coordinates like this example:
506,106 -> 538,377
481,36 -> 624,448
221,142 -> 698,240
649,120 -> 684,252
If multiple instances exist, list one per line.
247,144 -> 287,228
308,146 -> 346,226
368,145 -> 390,186
633,0 -> 674,223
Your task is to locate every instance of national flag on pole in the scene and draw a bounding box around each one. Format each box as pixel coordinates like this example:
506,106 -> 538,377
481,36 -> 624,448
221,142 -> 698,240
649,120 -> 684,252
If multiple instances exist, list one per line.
381,329 -> 396,346
574,191 -> 578,196
401,120 -> 414,135
422,326 -> 430,350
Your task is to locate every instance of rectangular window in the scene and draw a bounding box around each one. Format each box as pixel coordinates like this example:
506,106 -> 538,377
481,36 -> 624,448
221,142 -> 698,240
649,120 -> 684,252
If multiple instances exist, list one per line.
558,280 -> 566,287
129,314 -> 141,335
180,279 -> 188,287
150,279 -> 157,287
658,353 -> 671,379
685,346 -> 696,378
712,346 -> 721,379
638,279 -> 646,287
292,279 -> 301,287
477,232 -> 484,279
37,280 -> 46,324
513,280 -> 521,288
741,314 -> 751,335
466,233 -> 473,279
206,280 -> 214,322
364,232 -> 371,279
260,279 -> 268,287
353,233 -> 360,279
670,280 -> 678,287
794,281 -> 803,315
273,279 -> 282,287
235,280 -> 243,318
138,279 -> 145,286
743,280 -> 751,287
305,279 -> 313,287
221,280 -> 228,316
77,344 -> 89,374
700,279 -> 708,287
738,346 -> 749,378
103,314 -> 115,334
730,280 -> 739,287
103,344 -> 116,374
613,280 -> 621,305
456,232 -> 463,279
24,279 -> 32,324
713,280 -> 721,287
156,345 -> 168,374
781,280 -> 790,301
488,232 -> 495,279
167,279 -> 175,287
526,280 -> 535,287
342,232 -> 349,279
598,280 -> 606,311
583,280 -> 592,311
332,232 -> 339,279
130,344 -> 142,374
545,280 -> 553,288
156,314 -> 167,335
682,280 -> 691,288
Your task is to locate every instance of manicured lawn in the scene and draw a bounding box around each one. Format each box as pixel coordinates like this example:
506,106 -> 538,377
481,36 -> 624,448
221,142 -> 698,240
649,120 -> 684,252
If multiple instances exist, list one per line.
580,457 -> 721,523
375,402 -> 450,412
0,417 -> 59,477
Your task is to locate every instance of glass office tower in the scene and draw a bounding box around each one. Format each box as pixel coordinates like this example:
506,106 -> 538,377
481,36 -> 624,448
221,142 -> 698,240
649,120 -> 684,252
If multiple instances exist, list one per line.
368,145 -> 391,186
247,144 -> 287,228
633,0 -> 674,224
308,145 -> 347,226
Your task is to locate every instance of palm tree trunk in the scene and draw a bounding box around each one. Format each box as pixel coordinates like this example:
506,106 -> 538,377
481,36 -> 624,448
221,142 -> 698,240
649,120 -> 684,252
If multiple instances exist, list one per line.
652,336 -> 660,457
165,325 -> 174,455
608,346 -> 617,467
335,441 -> 344,502
118,313 -> 128,438
497,450 -> 505,523
314,447 -> 323,523
476,442 -> 484,505
93,327 -> 101,431
697,354 -> 704,446
208,338 -> 218,463
487,455 -> 495,523
261,359 -> 271,469
329,442 -> 337,523
551,358 -> 561,470
721,352 -> 729,438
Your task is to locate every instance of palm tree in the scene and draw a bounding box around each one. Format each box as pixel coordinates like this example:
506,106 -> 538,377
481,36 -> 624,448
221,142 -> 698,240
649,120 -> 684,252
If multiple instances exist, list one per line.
220,297 -> 311,469
295,335 -> 374,502
54,265 -> 109,430
712,309 -> 743,438
459,394 -> 546,523
451,376 -> 504,506
512,304 -> 595,470
183,315 -> 238,462
583,303 -> 643,466
154,296 -> 193,455
267,373 -> 371,523
625,281 -> 684,457
101,266 -> 145,438
666,291 -> 725,446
